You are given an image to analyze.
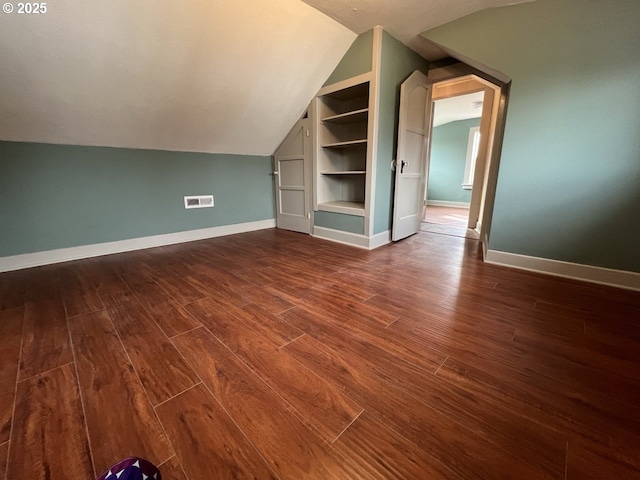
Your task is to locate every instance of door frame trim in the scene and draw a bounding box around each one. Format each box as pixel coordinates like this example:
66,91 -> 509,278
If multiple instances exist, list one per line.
427,63 -> 510,255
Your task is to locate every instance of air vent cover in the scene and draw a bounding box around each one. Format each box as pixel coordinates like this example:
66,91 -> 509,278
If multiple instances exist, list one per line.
184,195 -> 214,209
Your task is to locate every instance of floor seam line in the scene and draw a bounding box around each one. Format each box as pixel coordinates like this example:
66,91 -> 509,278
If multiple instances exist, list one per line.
153,382 -> 203,409
3,307 -> 26,480
16,361 -> 75,384
105,308 -> 177,466
66,315 -> 98,479
278,333 -> 305,350
331,409 -> 364,445
434,355 -> 449,376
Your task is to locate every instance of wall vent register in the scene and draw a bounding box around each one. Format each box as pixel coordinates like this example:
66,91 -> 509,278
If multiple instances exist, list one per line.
184,195 -> 214,209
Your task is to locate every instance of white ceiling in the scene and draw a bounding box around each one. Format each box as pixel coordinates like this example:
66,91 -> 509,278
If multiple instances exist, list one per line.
0,0 -> 354,155
299,0 -> 535,59
0,0 -> 535,157
433,91 -> 485,127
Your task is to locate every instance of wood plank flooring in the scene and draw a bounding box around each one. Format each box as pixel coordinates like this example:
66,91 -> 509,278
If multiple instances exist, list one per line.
8,363 -> 94,479
423,205 -> 470,226
422,206 -> 479,239
1,228 -> 639,479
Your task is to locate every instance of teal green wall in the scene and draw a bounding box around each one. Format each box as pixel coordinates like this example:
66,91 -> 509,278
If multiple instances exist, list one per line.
0,141 -> 274,257
427,118 -> 479,203
324,30 -> 373,86
374,31 -> 430,234
313,211 -> 365,235
424,0 -> 640,272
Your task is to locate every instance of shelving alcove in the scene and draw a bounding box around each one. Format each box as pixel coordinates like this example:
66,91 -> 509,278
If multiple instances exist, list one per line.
313,77 -> 373,217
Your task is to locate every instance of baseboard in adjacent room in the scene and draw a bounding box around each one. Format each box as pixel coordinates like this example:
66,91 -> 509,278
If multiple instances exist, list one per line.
426,200 -> 471,208
485,249 -> 640,291
312,226 -> 391,250
0,219 -> 276,273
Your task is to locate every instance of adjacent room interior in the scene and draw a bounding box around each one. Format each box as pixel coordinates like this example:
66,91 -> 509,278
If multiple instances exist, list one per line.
423,83 -> 486,238
1,0 -> 639,479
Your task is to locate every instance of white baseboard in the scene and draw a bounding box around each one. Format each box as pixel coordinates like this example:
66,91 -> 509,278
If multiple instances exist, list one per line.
312,227 -> 391,250
426,200 -> 470,208
485,249 -> 640,291
0,219 -> 276,273
369,230 -> 392,249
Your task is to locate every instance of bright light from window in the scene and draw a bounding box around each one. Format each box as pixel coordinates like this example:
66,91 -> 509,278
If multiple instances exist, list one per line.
463,127 -> 480,189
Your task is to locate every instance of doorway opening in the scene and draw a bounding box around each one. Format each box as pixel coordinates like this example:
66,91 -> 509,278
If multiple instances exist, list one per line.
421,70 -> 503,244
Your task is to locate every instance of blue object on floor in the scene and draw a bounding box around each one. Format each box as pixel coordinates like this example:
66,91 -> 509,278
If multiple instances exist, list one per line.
96,457 -> 162,480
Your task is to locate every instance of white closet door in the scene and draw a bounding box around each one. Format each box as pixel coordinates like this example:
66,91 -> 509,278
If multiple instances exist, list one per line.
274,118 -> 311,234
392,71 -> 432,241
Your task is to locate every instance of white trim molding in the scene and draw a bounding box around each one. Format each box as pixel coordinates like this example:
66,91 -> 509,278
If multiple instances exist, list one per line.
0,219 -> 276,273
317,72 -> 373,97
485,249 -> 640,291
366,25 -> 383,238
426,200 -> 471,208
369,230 -> 392,249
313,226 -> 391,250
463,126 -> 481,188
481,232 -> 489,261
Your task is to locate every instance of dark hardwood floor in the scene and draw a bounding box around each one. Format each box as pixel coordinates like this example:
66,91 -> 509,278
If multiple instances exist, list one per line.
0,228 -> 639,479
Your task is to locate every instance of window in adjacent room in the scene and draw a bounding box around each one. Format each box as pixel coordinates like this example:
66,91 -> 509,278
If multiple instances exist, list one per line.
463,126 -> 480,190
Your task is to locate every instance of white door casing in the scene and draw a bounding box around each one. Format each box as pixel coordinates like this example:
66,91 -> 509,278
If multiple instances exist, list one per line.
274,118 -> 312,234
392,71 -> 432,241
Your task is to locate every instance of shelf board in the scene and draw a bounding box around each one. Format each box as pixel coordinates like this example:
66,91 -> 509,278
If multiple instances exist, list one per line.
321,171 -> 366,175
322,108 -> 368,125
322,82 -> 369,101
317,201 -> 365,216
321,139 -> 367,149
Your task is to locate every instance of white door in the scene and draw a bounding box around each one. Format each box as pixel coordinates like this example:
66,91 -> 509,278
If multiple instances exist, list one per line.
392,71 -> 432,241
274,117 -> 311,234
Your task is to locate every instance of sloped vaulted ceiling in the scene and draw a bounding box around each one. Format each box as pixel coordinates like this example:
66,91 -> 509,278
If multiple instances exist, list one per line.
300,0 -> 536,60
0,0 -> 355,155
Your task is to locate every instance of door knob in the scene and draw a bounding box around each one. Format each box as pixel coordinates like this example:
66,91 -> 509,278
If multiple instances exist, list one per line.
401,160 -> 408,173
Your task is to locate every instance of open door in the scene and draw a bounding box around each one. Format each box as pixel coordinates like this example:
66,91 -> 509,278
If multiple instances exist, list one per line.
274,117 -> 312,234
392,71 -> 432,241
